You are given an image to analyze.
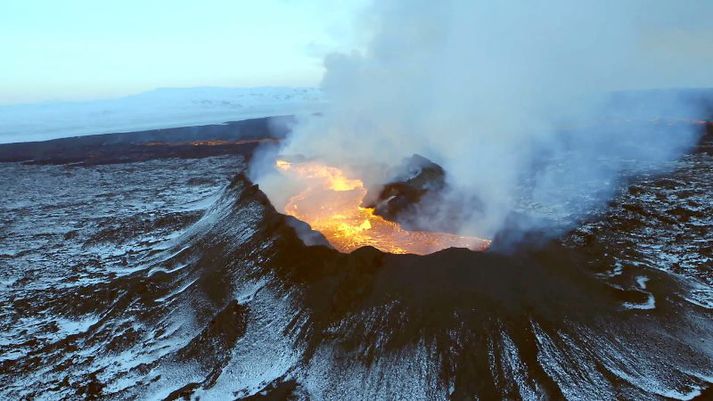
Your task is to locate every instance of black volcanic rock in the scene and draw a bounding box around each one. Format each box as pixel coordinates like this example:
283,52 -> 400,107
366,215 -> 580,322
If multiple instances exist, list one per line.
0,116 -> 293,165
1,149 -> 712,400
365,154 -> 485,234
364,154 -> 446,222
284,215 -> 332,248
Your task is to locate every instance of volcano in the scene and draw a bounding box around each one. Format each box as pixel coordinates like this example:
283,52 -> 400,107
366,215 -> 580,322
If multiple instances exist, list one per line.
1,123 -> 712,399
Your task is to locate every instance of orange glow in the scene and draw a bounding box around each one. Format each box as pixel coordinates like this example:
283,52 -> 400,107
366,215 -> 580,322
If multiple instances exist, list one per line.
143,138 -> 280,147
275,159 -> 490,255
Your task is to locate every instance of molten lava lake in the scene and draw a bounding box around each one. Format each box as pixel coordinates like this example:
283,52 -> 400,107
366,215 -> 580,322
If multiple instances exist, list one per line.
274,159 -> 490,255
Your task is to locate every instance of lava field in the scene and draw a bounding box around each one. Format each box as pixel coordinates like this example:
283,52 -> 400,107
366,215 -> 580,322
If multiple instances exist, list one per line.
0,125 -> 712,400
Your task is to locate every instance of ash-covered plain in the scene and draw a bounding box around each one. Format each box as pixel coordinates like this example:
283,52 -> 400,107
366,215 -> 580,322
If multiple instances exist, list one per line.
0,121 -> 712,401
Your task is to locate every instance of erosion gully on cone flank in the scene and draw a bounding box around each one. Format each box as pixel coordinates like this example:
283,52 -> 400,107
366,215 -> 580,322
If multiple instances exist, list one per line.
1,125 -> 712,399
274,159 -> 491,255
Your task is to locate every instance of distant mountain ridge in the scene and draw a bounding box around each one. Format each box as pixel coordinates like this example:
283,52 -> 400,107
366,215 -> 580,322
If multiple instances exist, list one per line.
0,87 -> 324,144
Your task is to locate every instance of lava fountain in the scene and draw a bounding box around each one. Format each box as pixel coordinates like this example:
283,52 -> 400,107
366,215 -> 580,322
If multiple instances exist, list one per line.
275,159 -> 490,255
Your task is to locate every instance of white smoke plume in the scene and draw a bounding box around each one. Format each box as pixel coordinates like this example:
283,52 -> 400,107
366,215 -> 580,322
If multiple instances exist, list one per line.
255,0 -> 712,241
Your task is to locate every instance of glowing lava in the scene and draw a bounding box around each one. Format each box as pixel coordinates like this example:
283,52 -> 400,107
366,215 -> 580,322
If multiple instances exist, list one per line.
275,159 -> 490,255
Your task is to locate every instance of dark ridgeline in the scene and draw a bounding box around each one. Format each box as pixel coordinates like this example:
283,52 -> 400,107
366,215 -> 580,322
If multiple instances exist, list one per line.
0,93 -> 712,400
0,116 -> 295,165
2,168 -> 711,400
0,88 -> 710,167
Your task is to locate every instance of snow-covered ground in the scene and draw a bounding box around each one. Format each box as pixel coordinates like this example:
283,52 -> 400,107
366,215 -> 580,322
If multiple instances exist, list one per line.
0,87 -> 325,144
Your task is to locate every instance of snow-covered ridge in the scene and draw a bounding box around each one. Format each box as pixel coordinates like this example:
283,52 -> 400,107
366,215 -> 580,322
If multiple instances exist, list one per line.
0,87 -> 325,144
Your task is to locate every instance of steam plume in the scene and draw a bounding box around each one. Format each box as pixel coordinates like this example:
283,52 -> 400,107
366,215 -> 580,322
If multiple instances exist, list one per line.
255,0 -> 712,240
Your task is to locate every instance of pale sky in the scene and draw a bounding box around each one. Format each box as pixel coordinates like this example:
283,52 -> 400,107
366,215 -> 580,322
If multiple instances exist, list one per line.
0,0 -> 366,104
2,1 -> 712,106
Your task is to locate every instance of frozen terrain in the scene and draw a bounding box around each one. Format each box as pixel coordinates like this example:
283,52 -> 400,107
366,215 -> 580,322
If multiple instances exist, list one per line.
0,126 -> 711,399
0,87 -> 324,144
